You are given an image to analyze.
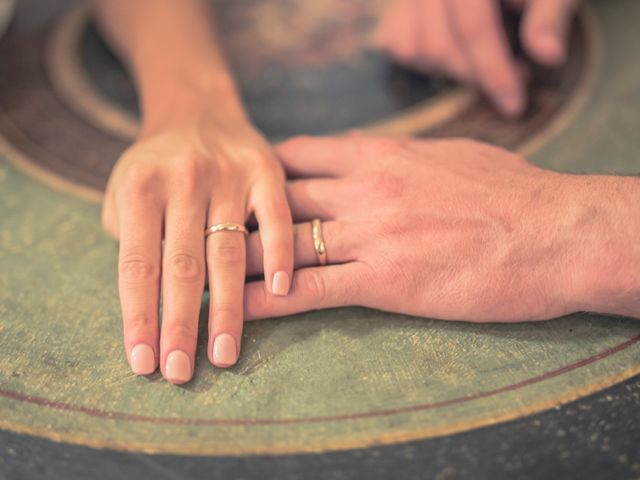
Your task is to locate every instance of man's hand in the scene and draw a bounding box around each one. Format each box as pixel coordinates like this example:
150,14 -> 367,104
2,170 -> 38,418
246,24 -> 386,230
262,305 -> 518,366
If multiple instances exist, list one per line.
376,0 -> 579,117
244,135 -> 640,322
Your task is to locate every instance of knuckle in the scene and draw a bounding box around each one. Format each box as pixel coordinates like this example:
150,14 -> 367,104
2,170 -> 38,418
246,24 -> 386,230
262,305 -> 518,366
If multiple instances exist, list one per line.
212,163 -> 240,187
125,313 -> 155,332
376,217 -> 409,237
122,163 -> 159,198
213,302 -> 241,319
172,153 -> 205,199
211,237 -> 244,265
211,302 -> 242,331
365,171 -> 405,200
166,252 -> 203,283
165,322 -> 197,342
240,149 -> 269,167
119,253 -> 159,284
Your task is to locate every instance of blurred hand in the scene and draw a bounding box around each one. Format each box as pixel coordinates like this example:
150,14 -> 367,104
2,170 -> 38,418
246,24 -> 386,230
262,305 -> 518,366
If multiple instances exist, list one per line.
376,0 -> 580,116
243,134 -> 640,322
102,109 -> 293,383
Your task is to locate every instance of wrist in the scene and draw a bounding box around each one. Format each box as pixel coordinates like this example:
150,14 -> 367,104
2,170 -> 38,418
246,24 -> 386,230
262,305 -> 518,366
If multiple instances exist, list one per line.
563,175 -> 640,318
136,64 -> 247,136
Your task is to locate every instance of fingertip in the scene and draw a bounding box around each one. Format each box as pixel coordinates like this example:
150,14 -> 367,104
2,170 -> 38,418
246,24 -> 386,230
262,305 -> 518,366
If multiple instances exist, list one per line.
255,188 -> 294,297
529,31 -> 567,66
130,343 -> 156,376
487,69 -> 527,117
164,350 -> 192,384
271,270 -> 291,296
522,14 -> 568,67
495,90 -> 526,118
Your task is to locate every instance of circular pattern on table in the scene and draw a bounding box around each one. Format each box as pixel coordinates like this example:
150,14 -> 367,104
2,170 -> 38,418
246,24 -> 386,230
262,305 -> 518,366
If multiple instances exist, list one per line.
1,0 -> 636,458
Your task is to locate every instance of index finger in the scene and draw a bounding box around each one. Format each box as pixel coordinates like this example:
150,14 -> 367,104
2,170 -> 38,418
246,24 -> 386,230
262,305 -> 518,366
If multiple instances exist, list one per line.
522,0 -> 578,66
449,0 -> 525,116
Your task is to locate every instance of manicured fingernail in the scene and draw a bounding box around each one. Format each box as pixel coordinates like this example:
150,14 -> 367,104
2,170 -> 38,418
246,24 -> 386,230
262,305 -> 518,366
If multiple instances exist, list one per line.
272,271 -> 291,296
213,333 -> 237,368
130,344 -> 155,375
165,350 -> 191,384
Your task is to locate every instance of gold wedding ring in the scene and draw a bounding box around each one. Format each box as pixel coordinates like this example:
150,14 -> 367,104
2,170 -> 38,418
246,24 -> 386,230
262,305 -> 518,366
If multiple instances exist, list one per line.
205,223 -> 248,237
311,218 -> 327,266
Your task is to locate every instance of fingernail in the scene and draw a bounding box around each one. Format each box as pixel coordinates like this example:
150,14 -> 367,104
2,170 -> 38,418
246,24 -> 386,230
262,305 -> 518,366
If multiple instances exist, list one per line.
165,350 -> 191,384
272,271 -> 291,296
130,344 -> 155,375
213,333 -> 237,368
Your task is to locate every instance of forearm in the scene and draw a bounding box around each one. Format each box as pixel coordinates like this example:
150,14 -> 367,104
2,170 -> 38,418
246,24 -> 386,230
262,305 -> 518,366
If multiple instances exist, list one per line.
567,174 -> 640,318
93,0 -> 246,133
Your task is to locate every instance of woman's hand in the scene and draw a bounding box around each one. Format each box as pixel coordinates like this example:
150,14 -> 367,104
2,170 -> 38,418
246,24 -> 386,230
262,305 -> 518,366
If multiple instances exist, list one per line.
243,135 -> 640,322
102,107 -> 293,384
376,0 -> 580,117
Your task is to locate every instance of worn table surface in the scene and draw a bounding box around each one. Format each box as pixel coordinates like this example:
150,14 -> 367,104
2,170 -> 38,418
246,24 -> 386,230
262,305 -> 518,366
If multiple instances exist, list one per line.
0,0 -> 639,478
